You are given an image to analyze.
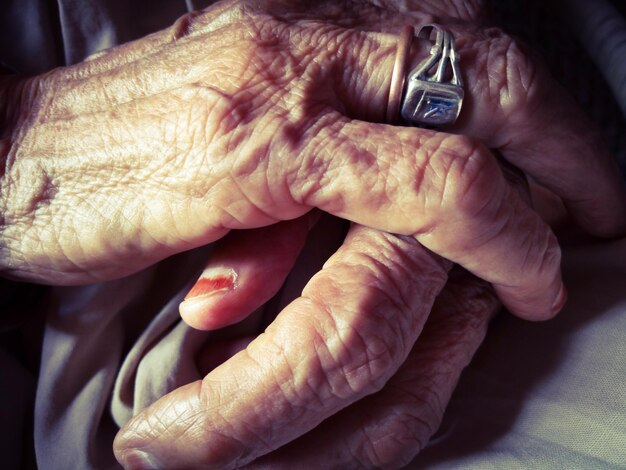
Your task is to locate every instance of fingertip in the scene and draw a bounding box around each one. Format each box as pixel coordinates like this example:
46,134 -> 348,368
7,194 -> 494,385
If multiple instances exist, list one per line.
180,218 -> 313,330
179,266 -> 238,330
179,290 -> 260,331
114,382 -> 210,470
496,280 -> 567,322
570,204 -> 626,239
179,296 -> 224,330
113,418 -> 159,470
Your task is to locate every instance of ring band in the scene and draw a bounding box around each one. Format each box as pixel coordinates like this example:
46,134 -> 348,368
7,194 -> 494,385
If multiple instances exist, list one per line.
386,25 -> 414,124
400,24 -> 464,128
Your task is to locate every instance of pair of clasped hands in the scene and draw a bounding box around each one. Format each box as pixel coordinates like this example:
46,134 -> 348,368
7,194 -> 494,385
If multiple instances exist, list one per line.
2,0 -> 625,468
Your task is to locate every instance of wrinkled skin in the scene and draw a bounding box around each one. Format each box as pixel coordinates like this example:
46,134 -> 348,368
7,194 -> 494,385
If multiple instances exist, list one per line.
1,0 -> 624,314
0,0 -> 624,467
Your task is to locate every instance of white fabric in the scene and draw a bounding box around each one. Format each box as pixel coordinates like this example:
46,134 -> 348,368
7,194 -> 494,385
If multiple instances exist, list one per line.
415,238 -> 626,469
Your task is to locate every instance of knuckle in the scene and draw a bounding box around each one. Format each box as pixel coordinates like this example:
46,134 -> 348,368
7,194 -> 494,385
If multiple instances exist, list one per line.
321,294 -> 399,396
478,30 -> 542,112
303,232 -> 451,401
287,117 -> 350,212
197,381 -> 255,465
167,83 -> 274,203
426,134 -> 499,218
333,288 -> 413,386
302,280 -> 415,400
351,331 -> 398,395
350,230 -> 449,316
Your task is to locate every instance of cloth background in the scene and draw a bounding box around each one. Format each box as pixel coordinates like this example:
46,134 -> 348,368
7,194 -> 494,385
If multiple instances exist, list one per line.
0,0 -> 625,469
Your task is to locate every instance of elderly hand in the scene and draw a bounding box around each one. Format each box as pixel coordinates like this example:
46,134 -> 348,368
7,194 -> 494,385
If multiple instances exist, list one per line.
107,0 -> 626,468
116,216 -> 499,469
2,0 -> 623,318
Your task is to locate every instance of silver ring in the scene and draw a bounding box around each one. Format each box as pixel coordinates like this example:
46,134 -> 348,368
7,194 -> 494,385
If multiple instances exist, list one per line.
400,25 -> 464,128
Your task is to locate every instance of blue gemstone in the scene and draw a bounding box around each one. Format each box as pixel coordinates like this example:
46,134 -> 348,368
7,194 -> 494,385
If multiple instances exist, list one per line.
424,97 -> 456,119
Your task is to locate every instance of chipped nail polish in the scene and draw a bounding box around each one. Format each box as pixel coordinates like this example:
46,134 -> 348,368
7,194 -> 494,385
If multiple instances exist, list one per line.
185,267 -> 237,301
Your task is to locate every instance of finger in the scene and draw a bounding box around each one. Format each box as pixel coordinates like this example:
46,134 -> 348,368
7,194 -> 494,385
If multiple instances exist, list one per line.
455,29 -> 626,237
295,119 -> 564,320
180,214 -> 316,330
247,268 -> 498,468
113,225 -> 451,469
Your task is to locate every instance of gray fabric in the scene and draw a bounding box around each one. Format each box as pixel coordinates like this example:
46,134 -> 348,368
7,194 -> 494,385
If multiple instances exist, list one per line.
0,0 -> 210,73
36,277 -> 149,470
564,0 -> 626,120
110,279 -> 211,428
55,0 -> 188,65
0,0 -> 60,74
35,248 -> 214,470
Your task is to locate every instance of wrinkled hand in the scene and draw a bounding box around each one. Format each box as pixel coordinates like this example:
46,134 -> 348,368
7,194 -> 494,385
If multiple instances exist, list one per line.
116,216 -> 499,468
2,0 -> 623,319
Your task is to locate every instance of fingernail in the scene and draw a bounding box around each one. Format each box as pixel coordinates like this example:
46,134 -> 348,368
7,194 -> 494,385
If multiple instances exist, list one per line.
184,267 -> 238,301
550,282 -> 568,315
121,450 -> 160,469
